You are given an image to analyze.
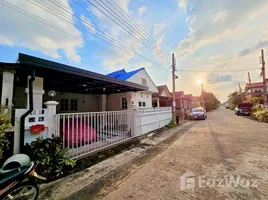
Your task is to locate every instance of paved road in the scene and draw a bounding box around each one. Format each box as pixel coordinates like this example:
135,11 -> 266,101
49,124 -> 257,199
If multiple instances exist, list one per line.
98,107 -> 268,200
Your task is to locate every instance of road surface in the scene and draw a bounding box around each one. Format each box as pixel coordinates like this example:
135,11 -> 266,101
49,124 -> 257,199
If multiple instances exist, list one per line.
96,107 -> 268,200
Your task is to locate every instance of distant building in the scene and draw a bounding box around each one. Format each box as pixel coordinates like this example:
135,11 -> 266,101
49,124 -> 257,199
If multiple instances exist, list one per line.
245,78 -> 268,98
152,85 -> 171,107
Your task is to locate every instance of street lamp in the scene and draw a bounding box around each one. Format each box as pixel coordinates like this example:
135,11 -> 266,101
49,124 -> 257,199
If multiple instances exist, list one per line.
197,79 -> 205,108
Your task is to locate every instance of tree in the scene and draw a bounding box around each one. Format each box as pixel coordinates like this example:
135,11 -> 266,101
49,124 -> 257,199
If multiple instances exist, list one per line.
202,92 -> 220,111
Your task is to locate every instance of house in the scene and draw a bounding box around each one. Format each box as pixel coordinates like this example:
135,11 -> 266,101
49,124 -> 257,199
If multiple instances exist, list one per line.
169,91 -> 194,121
0,53 -> 172,160
107,68 -> 159,109
152,85 -> 172,107
246,79 -> 268,98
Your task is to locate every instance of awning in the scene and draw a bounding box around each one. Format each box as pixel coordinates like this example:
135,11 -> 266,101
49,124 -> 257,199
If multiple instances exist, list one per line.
13,53 -> 148,94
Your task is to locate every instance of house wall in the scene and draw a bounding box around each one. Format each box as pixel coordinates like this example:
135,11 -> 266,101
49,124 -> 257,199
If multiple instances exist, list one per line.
161,89 -> 171,97
43,92 -> 100,113
252,86 -> 264,93
127,70 -> 158,93
106,93 -> 127,111
106,91 -> 153,111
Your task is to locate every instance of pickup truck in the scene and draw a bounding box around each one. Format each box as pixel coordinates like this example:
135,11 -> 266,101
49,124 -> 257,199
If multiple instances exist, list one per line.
236,103 -> 253,116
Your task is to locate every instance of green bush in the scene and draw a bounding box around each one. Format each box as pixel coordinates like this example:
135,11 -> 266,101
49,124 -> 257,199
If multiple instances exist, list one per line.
251,105 -> 264,113
166,120 -> 177,128
0,110 -> 12,161
23,136 -> 76,180
253,110 -> 268,123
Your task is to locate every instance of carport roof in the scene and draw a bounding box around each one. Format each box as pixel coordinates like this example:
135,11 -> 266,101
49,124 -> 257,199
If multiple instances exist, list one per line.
6,53 -> 148,94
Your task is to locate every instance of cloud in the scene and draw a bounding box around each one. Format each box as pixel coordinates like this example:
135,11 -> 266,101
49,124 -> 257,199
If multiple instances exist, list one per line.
138,6 -> 147,17
237,31 -> 268,57
207,73 -> 232,84
177,0 -> 268,58
153,23 -> 165,37
0,0 -> 83,63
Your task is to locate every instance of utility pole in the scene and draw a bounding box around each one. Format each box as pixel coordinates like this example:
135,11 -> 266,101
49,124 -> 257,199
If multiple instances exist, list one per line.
239,83 -> 243,102
201,83 -> 204,108
260,49 -> 267,109
248,72 -> 253,98
172,53 -> 176,122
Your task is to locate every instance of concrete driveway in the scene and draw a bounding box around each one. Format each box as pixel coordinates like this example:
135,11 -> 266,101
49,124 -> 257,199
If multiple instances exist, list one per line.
98,107 -> 268,200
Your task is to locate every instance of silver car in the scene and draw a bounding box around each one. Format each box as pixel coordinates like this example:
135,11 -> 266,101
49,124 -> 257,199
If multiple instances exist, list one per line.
189,108 -> 207,120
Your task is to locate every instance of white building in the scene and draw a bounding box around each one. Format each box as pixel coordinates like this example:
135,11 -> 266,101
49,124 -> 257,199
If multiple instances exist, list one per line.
107,68 -> 159,110
0,53 -> 171,160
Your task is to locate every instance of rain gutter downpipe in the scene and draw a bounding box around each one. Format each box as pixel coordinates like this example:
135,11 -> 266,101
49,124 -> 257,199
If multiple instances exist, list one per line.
20,69 -> 35,152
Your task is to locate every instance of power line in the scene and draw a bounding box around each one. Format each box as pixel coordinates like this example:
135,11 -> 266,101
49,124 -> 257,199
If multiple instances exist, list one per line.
101,0 -> 170,60
45,0 -> 171,70
108,0 -> 171,57
0,1 -> 150,66
24,0 -> 171,72
84,0 -> 171,64
97,0 -> 170,62
178,68 -> 261,73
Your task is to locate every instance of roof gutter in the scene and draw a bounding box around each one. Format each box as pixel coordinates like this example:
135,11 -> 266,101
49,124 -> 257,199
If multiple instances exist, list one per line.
20,69 -> 35,152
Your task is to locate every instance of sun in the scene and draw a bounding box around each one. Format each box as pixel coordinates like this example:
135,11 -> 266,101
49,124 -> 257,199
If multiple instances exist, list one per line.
197,79 -> 203,85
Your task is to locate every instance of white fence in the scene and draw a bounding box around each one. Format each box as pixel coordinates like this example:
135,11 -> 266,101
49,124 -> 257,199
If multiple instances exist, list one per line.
54,111 -> 135,159
135,107 -> 172,136
54,107 -> 172,159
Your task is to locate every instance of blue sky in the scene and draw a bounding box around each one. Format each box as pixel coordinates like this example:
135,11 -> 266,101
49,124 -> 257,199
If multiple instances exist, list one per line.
1,0 -> 268,102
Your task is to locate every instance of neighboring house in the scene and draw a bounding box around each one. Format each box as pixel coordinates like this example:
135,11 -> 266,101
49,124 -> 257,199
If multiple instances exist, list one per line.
107,68 -> 159,109
152,85 -> 171,107
246,79 -> 268,97
0,53 -> 172,160
169,91 -> 194,121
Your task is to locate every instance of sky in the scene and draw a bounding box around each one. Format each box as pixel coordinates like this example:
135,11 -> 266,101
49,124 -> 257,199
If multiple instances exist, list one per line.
1,0 -> 268,102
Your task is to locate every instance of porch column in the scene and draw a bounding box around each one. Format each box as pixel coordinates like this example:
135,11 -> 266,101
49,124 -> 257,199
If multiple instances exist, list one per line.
157,98 -> 160,107
127,92 -> 134,110
44,101 -> 59,138
1,71 -> 14,108
26,77 -> 44,109
100,94 -> 106,111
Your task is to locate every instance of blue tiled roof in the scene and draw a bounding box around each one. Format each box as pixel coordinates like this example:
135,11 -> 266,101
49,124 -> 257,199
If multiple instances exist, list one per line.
107,68 -> 144,81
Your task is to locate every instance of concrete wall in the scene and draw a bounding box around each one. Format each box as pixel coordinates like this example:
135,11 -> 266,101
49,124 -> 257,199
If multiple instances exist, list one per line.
134,91 -> 152,108
135,107 -> 172,136
43,92 -> 100,113
106,93 -> 127,111
106,91 -> 153,111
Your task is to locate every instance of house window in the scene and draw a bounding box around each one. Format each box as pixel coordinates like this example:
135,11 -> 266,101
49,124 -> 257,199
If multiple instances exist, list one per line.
71,99 -> 78,111
139,102 -> 146,107
60,99 -> 68,111
142,78 -> 147,86
121,97 -> 127,109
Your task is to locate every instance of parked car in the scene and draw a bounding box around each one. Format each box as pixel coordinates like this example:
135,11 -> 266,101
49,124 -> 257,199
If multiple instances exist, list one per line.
189,107 -> 207,120
234,105 -> 240,115
236,103 -> 253,116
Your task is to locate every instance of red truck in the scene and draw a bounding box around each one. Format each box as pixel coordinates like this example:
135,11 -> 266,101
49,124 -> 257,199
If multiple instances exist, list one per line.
236,103 -> 253,116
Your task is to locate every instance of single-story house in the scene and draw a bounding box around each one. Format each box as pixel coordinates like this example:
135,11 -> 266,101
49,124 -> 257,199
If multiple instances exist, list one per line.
0,53 -> 172,160
152,85 -> 171,107
107,68 -> 159,109
168,91 -> 194,121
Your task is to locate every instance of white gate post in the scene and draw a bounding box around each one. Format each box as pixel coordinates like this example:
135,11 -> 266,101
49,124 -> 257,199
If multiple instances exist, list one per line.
44,101 -> 58,138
